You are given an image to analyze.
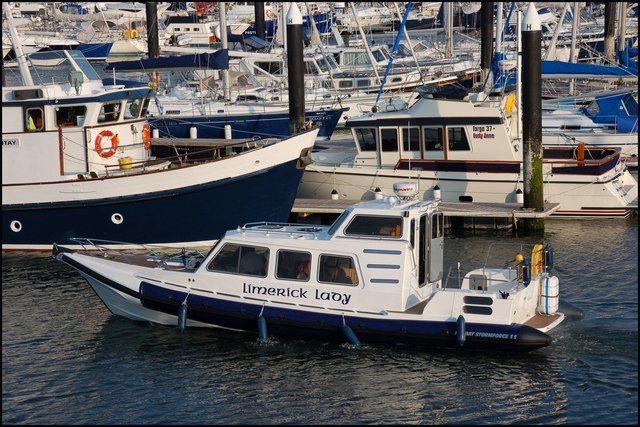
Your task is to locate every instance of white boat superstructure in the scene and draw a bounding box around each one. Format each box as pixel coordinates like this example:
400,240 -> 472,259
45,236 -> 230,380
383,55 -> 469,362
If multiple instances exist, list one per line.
297,86 -> 638,217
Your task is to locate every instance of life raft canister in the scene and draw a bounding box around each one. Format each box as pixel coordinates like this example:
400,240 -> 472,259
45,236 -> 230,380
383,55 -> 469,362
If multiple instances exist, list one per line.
141,123 -> 151,150
95,130 -> 119,158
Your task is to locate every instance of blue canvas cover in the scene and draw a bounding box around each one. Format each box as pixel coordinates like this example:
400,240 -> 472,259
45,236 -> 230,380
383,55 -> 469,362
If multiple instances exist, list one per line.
105,50 -> 229,72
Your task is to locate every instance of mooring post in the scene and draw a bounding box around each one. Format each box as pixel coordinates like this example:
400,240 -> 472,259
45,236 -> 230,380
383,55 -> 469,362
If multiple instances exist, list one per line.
145,2 -> 159,59
254,2 -> 266,40
480,2 -> 494,82
603,2 -> 617,61
287,2 -> 305,135
521,3 -> 544,231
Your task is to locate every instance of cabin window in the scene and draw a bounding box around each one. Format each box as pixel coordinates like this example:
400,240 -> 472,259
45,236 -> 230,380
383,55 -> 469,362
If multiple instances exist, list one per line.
237,95 -> 260,102
256,61 -> 283,75
276,250 -> 312,281
207,243 -> 269,277
448,127 -> 470,151
140,98 -> 150,117
401,127 -> 420,152
339,80 -> 353,89
354,128 -> 377,152
304,62 -> 318,75
328,210 -> 350,236
25,107 -> 44,132
423,127 -> 443,151
319,255 -> 358,285
343,52 -> 370,66
432,212 -> 444,239
124,98 -> 143,119
380,128 -> 398,153
356,79 -> 370,88
391,77 -> 402,83
56,106 -> 87,127
344,215 -> 402,237
98,102 -> 121,123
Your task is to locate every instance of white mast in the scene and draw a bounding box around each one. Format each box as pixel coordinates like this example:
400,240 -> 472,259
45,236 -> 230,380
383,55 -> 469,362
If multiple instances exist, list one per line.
568,2 -> 580,95
349,2 -> 382,85
3,2 -> 34,86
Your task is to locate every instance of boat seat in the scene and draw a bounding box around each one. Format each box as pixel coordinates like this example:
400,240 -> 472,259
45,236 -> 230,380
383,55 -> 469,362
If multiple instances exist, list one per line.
468,274 -> 487,291
340,267 -> 358,285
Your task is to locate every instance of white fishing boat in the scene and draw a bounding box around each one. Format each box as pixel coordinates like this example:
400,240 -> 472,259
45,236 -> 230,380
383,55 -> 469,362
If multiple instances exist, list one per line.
2,5 -> 319,251
53,181 -> 583,352
297,86 -> 638,218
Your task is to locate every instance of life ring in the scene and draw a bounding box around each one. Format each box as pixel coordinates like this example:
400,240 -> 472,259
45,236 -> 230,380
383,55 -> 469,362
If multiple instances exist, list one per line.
95,130 -> 119,158
130,29 -> 139,38
141,123 -> 151,150
531,244 -> 545,276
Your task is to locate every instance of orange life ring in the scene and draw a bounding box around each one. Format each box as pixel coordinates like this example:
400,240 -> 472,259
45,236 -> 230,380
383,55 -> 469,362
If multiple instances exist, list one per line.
95,130 -> 119,158
141,123 -> 151,150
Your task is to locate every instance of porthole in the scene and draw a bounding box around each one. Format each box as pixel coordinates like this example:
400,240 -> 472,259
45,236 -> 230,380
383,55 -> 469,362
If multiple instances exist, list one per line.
111,213 -> 124,224
10,220 -> 22,232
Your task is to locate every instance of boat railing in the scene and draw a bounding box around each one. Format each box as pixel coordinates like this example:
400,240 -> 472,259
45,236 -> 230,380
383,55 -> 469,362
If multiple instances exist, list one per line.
99,137 -> 274,174
444,241 -> 553,289
240,222 -> 326,237
65,237 -> 208,269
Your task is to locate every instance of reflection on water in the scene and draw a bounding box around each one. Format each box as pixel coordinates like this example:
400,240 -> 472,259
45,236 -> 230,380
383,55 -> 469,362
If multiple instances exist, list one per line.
2,215 -> 637,424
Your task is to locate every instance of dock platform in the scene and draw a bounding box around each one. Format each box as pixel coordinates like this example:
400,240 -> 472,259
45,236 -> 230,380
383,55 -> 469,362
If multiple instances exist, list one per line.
292,199 -> 561,230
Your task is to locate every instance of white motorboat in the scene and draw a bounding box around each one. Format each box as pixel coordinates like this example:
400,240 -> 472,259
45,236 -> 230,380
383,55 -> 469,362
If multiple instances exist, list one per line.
53,182 -> 583,352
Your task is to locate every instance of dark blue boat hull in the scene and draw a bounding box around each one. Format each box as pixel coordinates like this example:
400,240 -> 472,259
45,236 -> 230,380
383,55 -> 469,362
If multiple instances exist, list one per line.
4,159 -> 302,248
148,108 -> 345,140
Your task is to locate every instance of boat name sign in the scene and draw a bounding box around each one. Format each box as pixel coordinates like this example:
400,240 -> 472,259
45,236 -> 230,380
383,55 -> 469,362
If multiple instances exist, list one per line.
472,125 -> 495,140
243,283 -> 352,305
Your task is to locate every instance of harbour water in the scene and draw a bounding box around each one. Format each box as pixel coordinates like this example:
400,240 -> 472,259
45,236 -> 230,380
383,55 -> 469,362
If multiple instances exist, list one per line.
2,213 -> 637,425
2,19 -> 638,424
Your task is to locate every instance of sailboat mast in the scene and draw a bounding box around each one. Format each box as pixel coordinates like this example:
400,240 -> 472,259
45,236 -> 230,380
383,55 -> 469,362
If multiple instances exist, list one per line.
3,2 -> 34,86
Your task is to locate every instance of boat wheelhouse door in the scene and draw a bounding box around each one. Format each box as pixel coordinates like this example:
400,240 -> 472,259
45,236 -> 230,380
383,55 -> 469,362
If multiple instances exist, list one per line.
419,211 -> 443,284
424,212 -> 444,282
379,127 -> 400,167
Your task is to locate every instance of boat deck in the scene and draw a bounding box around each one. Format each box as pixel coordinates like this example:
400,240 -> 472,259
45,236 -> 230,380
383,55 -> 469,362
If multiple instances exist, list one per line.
524,313 -> 562,329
